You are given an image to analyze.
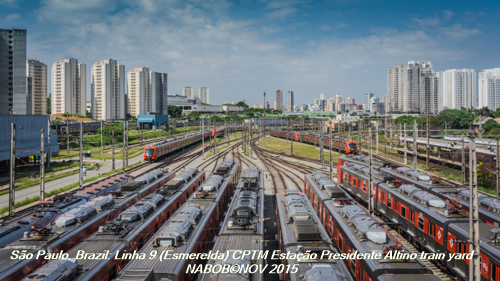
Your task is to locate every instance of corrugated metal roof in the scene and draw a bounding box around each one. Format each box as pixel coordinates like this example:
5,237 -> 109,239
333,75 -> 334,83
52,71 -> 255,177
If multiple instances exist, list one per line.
0,116 -> 59,161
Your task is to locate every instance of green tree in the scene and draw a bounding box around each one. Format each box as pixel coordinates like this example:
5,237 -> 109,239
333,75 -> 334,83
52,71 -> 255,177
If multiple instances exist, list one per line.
168,105 -> 182,118
474,106 -> 493,118
47,97 -> 51,114
245,112 -> 255,117
236,101 -> 249,109
187,112 -> 200,120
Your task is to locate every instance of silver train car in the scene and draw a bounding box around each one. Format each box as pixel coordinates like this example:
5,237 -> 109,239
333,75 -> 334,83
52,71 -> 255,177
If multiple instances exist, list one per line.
114,159 -> 239,281
276,189 -> 355,281
198,166 -> 265,281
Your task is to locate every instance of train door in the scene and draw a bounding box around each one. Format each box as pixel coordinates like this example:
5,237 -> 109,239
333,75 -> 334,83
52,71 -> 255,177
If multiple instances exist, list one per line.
109,265 -> 117,280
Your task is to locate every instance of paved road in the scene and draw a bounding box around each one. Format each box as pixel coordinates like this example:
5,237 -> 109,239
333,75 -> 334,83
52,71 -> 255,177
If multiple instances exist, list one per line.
0,153 -> 145,209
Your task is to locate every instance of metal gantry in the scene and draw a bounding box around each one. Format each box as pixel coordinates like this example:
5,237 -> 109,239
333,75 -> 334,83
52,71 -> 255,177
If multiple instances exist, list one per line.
413,120 -> 418,172
468,132 -> 480,281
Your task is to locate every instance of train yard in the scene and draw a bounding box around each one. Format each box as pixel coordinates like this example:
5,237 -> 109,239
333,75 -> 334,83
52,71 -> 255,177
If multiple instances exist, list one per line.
0,126 -> 495,281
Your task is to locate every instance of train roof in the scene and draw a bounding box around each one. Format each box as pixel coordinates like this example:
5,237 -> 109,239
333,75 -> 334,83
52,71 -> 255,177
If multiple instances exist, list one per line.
115,201 -> 214,280
276,190 -> 354,281
220,167 -> 264,236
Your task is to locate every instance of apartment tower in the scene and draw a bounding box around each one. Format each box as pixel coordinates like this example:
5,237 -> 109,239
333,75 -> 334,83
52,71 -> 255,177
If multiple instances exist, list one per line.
150,71 -> 168,115
478,68 -> 500,111
286,90 -> 294,112
436,69 -> 476,111
199,87 -> 209,104
27,59 -> 47,115
51,58 -> 86,115
91,59 -> 125,120
0,29 -> 28,115
276,90 -> 283,111
183,86 -> 193,99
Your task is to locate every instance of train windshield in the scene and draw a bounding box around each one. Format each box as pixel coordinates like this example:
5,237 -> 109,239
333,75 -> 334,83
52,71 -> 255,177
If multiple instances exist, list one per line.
146,148 -> 154,156
348,143 -> 357,150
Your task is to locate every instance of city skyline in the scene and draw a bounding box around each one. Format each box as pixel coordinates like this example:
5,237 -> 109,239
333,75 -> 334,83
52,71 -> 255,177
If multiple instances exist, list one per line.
1,1 -> 498,107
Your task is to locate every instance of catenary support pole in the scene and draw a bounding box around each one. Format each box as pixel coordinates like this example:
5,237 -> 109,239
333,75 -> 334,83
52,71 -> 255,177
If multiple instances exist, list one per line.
320,120 -> 324,167
40,129 -> 45,201
358,120 -> 362,155
413,120 -> 418,172
123,121 -> 126,171
47,120 -> 50,169
376,122 -> 379,154
497,137 -> 499,199
468,132 -> 480,281
290,118 -> 293,156
67,116 -> 70,159
79,122 -> 83,189
330,120 -> 333,178
368,125 -> 373,215
404,122 -> 407,165
9,123 -> 15,216
384,116 -> 387,154
462,132 -> 465,184
427,115 -> 430,169
112,127 -> 115,171
100,120 -> 103,154
202,119 -> 205,159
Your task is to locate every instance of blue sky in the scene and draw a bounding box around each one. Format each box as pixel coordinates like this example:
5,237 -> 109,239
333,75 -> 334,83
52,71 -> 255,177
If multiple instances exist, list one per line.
1,0 -> 499,107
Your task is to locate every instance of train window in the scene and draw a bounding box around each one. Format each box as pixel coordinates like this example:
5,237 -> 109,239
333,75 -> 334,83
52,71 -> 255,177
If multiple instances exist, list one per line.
338,234 -> 343,250
343,173 -> 347,181
410,211 -> 415,223
388,197 -> 392,209
418,217 -> 424,230
492,263 -> 498,281
400,206 -> 406,219
350,257 -> 356,274
353,178 -> 357,187
428,222 -> 435,237
363,183 -> 367,192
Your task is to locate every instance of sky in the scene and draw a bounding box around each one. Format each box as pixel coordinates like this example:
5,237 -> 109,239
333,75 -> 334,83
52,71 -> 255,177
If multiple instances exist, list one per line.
1,0 -> 500,107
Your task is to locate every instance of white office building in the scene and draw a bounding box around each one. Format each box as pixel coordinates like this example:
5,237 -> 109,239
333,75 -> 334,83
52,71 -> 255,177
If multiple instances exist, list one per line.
436,69 -> 476,111
91,59 -> 125,120
51,58 -> 86,115
287,90 -> 294,112
199,87 -> 209,104
478,68 -> 500,111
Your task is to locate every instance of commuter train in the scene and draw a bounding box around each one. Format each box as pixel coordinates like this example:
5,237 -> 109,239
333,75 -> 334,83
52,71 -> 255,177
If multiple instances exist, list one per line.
270,129 -> 358,154
115,159 -> 239,281
144,126 -> 243,162
0,169 -> 174,281
276,189 -> 356,281
337,157 -> 500,281
20,168 -> 206,281
198,166 -> 265,281
304,171 -> 442,281
337,155 -> 500,227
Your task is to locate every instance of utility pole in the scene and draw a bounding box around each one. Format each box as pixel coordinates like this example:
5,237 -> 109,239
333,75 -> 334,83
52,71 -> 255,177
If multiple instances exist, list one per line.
426,115 -> 430,169
250,119 -> 253,158
413,120 -> 418,172
358,120 -> 362,154
497,136 -> 500,199
468,131 -> 480,281
202,118 -> 205,159
384,116 -> 387,154
40,129 -> 45,201
479,116 -> 483,139
368,125 -> 373,215
79,122 -> 83,189
9,123 -> 15,216
214,121 -> 217,154
399,123 -> 402,146
123,121 -> 126,171
329,120 -> 333,178
66,116 -> 70,159
376,122 -> 379,154
126,121 -> 129,167
290,118 -> 293,155
112,127 -> 115,171
390,119 -> 393,149
47,120 -> 50,169
100,120 -> 103,154
462,132 -> 466,184
320,120 -> 324,167
404,122 -> 407,165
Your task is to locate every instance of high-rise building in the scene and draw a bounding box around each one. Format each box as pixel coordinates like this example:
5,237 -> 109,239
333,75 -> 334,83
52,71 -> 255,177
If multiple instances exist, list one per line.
266,101 -> 270,109
334,94 -> 343,112
127,67 -> 150,117
199,87 -> 209,104
276,90 -> 283,111
0,29 -> 28,115
436,69 -> 476,111
344,97 -> 355,105
364,93 -> 374,111
150,72 -> 168,115
387,61 -> 438,114
51,58 -> 86,116
26,59 -> 47,115
286,90 -> 294,112
91,59 -> 125,120
478,68 -> 500,111
182,86 -> 193,99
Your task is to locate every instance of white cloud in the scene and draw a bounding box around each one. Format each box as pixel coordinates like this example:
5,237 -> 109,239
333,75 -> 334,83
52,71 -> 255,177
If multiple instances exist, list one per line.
36,0 -> 118,24
0,0 -> 19,7
4,13 -> 20,20
265,7 -> 297,19
443,10 -> 454,21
